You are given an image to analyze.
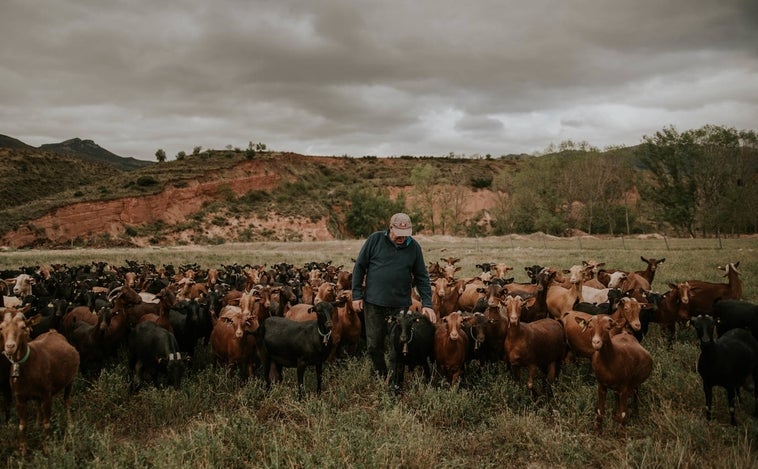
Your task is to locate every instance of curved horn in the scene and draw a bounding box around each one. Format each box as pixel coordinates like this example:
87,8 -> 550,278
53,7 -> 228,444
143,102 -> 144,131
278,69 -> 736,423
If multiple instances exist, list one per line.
107,286 -> 123,301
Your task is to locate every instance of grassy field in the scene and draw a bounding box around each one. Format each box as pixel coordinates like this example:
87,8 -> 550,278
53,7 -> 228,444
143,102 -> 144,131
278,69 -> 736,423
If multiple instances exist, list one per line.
0,236 -> 756,467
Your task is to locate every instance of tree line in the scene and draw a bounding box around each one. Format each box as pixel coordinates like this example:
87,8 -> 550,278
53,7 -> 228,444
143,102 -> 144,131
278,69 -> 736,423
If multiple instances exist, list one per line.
344,125 -> 757,238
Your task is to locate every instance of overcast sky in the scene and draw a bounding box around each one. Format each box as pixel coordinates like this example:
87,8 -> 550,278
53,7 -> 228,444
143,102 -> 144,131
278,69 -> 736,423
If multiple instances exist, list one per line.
2,1 -> 757,161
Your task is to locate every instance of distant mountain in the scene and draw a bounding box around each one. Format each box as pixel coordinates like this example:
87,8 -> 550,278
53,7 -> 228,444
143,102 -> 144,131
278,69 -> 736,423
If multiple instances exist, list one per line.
0,134 -> 35,150
39,137 -> 152,171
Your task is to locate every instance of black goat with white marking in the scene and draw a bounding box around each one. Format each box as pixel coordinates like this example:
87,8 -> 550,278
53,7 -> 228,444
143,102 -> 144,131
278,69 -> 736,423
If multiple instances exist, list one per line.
387,309 -> 435,394
260,301 -> 334,398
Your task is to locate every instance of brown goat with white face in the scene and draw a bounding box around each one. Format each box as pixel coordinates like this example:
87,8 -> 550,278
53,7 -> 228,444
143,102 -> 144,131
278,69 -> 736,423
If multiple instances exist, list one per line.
0,307 -> 80,454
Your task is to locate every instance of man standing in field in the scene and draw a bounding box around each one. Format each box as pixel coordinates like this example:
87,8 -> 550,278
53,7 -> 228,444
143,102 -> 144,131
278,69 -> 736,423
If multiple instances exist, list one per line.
351,212 -> 436,380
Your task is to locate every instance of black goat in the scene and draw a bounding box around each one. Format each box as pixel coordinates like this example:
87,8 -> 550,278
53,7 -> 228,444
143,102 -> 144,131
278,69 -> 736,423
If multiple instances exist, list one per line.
260,301 -> 334,398
387,310 -> 435,394
690,314 -> 758,425
713,299 -> 758,341
524,265 -> 545,284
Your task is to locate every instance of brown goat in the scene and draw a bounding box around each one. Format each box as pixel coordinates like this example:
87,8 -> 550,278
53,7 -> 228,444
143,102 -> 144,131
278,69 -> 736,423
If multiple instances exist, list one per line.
683,262 -> 742,317
136,287 -> 177,332
432,277 -> 465,319
434,311 -> 469,386
210,300 -> 261,381
546,265 -> 588,318
635,257 -> 665,286
561,297 -> 643,361
502,296 -> 566,398
331,290 -> 362,360
575,314 -> 653,432
0,309 -> 80,454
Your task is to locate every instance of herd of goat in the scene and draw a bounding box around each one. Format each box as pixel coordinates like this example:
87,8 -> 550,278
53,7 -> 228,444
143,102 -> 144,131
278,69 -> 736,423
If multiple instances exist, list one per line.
0,256 -> 757,453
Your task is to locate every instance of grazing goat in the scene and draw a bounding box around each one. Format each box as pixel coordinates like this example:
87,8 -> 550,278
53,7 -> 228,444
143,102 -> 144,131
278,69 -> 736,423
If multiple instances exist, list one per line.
0,309 -> 80,454
690,314 -> 758,425
575,314 -> 653,432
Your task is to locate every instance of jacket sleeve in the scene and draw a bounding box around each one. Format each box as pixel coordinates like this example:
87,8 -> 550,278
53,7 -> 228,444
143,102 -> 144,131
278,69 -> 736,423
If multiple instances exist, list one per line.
412,244 -> 434,309
351,237 -> 371,301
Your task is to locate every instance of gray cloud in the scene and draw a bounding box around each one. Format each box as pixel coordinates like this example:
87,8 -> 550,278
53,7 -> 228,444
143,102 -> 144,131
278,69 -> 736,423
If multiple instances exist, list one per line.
1,0 -> 756,160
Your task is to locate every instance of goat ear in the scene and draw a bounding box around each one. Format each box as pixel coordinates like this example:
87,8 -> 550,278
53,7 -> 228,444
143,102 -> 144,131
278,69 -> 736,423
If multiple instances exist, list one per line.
26,313 -> 43,327
574,317 -> 589,331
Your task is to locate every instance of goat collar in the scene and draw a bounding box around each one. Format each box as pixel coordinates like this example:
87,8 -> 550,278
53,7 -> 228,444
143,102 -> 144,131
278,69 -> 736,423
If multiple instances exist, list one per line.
5,346 -> 31,378
317,324 -> 332,346
402,328 -> 415,355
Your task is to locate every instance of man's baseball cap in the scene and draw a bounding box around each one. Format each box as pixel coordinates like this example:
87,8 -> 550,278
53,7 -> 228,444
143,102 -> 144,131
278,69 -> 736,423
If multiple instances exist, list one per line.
390,213 -> 412,236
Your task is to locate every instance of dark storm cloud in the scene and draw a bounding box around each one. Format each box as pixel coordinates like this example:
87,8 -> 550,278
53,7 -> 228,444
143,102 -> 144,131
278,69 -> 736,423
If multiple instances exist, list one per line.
1,0 -> 756,160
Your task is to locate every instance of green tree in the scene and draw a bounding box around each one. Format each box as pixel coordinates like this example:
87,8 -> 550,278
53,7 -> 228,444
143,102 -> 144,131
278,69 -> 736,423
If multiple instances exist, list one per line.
571,152 -> 635,235
410,163 -> 440,234
345,188 -> 405,237
246,141 -> 256,160
507,157 -> 570,235
176,151 -> 186,161
637,126 -> 700,237
155,148 -> 166,163
637,125 -> 758,237
689,126 -> 758,235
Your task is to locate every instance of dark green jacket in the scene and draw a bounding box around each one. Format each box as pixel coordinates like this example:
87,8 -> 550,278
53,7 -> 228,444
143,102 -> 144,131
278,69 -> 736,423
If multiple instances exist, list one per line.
351,230 -> 433,309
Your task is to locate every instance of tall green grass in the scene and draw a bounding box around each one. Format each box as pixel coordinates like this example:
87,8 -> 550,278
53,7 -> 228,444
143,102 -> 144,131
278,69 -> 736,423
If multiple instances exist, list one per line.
0,237 -> 756,466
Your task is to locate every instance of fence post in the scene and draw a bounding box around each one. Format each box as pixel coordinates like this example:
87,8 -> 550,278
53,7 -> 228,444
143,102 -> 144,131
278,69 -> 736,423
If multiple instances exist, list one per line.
664,235 -> 670,250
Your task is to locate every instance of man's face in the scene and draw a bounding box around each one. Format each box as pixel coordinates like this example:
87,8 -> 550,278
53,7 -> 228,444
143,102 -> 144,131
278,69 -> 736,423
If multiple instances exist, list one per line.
389,227 -> 407,246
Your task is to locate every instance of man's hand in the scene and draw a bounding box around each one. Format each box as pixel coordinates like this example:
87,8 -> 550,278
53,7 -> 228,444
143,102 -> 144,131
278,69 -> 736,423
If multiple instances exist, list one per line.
352,299 -> 363,312
422,307 -> 437,324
